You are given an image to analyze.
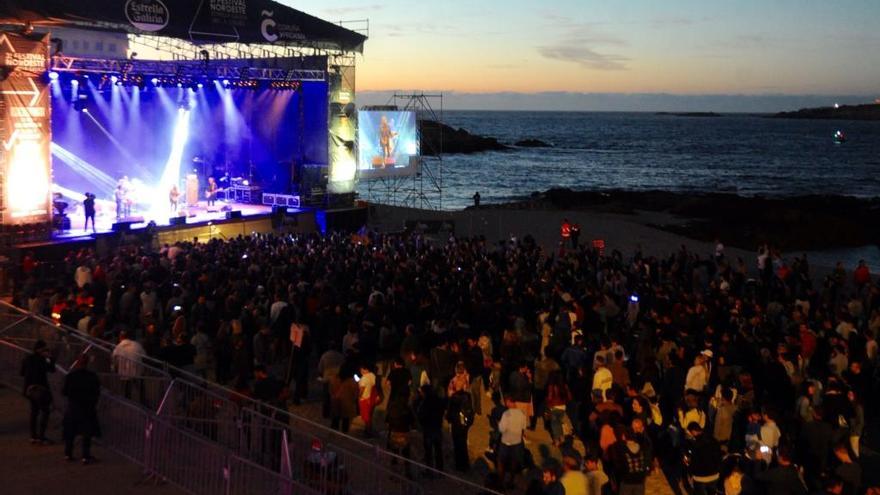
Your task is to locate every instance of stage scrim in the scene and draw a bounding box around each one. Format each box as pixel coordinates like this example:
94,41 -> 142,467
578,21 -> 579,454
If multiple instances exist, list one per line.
0,32 -> 51,226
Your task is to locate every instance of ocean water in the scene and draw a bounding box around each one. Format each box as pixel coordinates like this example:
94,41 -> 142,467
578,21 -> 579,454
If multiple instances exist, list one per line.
431,111 -> 880,210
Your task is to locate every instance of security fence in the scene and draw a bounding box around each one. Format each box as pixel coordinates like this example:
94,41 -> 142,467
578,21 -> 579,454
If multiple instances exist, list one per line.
0,301 -> 496,495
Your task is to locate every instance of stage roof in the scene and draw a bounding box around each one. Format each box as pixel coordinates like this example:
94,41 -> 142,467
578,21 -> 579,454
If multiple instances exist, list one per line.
0,0 -> 366,52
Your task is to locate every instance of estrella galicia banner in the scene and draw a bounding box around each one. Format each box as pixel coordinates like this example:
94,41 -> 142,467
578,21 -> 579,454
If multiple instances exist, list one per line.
0,31 -> 51,225
0,0 -> 366,52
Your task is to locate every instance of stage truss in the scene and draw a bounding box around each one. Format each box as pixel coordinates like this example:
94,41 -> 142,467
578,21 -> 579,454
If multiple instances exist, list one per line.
362,93 -> 443,210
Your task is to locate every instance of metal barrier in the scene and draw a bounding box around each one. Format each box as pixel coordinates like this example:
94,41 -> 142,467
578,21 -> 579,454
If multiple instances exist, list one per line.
0,301 -> 498,495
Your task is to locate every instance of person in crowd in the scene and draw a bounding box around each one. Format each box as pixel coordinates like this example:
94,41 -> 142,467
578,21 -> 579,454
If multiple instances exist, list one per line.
62,356 -> 101,464
497,396 -> 528,489
111,330 -> 146,403
20,340 -> 55,444
357,364 -> 378,437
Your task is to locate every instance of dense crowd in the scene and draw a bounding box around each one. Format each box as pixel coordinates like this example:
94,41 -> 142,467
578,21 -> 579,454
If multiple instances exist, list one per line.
13,229 -> 880,495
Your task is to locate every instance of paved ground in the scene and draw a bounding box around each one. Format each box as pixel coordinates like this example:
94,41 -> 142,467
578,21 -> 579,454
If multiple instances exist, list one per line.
0,384 -> 185,495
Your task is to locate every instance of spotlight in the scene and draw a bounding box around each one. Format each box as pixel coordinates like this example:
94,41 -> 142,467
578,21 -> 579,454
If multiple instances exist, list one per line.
151,77 -> 159,85
222,79 -> 230,87
197,82 -> 203,89
177,82 -> 183,88
48,71 -> 59,80
110,75 -> 118,83
71,79 -> 79,86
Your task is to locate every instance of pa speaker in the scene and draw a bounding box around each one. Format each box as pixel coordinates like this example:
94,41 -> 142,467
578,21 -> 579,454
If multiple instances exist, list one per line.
169,216 -> 186,226
225,210 -> 242,220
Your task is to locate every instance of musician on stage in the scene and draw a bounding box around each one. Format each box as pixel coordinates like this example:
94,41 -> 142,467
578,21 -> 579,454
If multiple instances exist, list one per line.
83,192 -> 96,233
114,181 -> 125,219
206,177 -> 218,207
169,184 -> 180,213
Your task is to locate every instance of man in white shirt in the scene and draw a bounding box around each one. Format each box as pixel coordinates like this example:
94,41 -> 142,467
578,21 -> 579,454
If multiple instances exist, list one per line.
358,366 -> 377,437
74,264 -> 92,289
685,351 -> 711,393
112,330 -> 146,403
592,355 -> 613,401
497,397 -> 528,488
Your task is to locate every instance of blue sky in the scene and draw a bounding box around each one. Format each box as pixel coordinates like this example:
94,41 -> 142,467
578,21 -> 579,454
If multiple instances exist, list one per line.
283,0 -> 880,109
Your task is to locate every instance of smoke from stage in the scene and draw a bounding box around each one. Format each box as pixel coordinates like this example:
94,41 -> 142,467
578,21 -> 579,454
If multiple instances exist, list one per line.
49,73 -> 329,234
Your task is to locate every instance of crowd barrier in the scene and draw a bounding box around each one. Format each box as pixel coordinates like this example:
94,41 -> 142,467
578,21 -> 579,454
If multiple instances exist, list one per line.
0,301 -> 496,495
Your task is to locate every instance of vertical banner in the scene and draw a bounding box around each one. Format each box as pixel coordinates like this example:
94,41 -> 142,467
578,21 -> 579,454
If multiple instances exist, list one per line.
0,32 -> 51,226
327,64 -> 357,194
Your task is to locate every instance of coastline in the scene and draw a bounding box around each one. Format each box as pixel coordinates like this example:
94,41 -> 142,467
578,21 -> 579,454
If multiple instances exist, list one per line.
366,189 -> 880,273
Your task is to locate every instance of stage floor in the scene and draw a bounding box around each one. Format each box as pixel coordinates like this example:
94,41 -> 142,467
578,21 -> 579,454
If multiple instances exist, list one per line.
54,201 -> 272,239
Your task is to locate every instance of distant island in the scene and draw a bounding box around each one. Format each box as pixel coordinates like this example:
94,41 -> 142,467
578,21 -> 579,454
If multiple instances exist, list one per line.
655,112 -> 721,117
772,103 -> 880,121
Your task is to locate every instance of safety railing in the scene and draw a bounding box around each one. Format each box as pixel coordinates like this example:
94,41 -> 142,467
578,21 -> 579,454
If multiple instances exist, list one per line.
0,301 -> 498,495
0,336 -> 321,495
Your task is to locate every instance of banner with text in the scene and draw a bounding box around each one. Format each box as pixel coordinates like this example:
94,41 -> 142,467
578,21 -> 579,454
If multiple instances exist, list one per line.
0,32 -> 51,226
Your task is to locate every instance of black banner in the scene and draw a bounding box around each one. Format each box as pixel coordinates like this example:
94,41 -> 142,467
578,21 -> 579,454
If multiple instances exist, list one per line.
0,0 -> 366,52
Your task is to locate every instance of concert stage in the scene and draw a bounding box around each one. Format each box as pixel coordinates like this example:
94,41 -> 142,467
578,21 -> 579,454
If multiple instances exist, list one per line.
54,201 -> 275,239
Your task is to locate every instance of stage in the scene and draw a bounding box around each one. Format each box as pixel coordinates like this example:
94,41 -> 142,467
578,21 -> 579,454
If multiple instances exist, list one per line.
54,199 -> 274,239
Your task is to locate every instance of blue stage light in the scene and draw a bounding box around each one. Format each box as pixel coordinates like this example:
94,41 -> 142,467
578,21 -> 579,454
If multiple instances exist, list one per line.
197,83 -> 204,89
71,79 -> 79,86
151,77 -> 159,85
222,79 -> 230,87
177,82 -> 183,88
48,71 -> 59,80
110,75 -> 119,83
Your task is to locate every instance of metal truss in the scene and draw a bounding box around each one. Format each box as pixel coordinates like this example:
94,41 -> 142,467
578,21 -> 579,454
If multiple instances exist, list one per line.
49,55 -> 326,81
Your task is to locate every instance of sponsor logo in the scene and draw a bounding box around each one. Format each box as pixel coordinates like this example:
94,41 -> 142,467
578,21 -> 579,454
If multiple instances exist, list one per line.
260,10 -> 305,43
125,0 -> 170,32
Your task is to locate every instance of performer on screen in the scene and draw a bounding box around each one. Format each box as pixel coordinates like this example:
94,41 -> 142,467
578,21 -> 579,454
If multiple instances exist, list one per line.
206,177 -> 218,207
121,176 -> 133,217
169,184 -> 180,213
379,115 -> 398,167
83,192 -> 96,233
114,181 -> 125,219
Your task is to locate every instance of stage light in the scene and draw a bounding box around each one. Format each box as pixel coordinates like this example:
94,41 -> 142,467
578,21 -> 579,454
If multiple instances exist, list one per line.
177,82 -> 183,88
197,83 -> 204,89
110,75 -> 118,83
151,77 -> 159,85
82,107 -> 89,113
48,71 -> 59,80
222,79 -> 230,87
71,79 -> 79,86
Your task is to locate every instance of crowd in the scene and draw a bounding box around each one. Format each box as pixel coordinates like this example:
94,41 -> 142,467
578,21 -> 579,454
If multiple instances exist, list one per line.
12,228 -> 880,495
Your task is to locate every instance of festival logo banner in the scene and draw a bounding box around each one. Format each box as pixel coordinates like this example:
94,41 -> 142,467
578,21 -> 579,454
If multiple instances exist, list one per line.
0,32 -> 51,226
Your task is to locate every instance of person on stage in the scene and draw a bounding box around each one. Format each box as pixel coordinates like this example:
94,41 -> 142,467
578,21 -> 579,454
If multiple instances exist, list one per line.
169,184 -> 180,213
206,177 -> 218,207
114,181 -> 125,219
379,115 -> 398,167
121,176 -> 132,217
83,193 -> 96,233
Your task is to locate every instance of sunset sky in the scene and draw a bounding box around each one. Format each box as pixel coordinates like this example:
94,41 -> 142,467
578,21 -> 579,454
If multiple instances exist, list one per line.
285,0 -> 880,96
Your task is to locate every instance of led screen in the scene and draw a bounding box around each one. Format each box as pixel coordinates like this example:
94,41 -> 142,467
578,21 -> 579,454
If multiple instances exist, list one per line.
357,111 -> 418,178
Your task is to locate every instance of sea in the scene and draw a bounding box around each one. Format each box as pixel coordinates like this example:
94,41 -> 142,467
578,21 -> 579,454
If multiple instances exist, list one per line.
393,111 -> 880,268
437,111 -> 880,210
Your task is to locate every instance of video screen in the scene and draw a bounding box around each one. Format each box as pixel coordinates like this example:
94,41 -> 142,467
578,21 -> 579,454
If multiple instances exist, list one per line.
358,111 -> 418,178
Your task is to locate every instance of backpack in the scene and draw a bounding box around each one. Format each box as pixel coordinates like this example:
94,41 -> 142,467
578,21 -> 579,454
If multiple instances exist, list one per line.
623,446 -> 649,477
452,391 -> 475,427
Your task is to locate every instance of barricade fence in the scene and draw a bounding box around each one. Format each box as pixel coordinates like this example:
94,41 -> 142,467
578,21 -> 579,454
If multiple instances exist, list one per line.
0,301 -> 496,495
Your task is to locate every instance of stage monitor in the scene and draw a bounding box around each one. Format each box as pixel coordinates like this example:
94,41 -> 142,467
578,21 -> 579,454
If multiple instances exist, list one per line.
357,111 -> 419,178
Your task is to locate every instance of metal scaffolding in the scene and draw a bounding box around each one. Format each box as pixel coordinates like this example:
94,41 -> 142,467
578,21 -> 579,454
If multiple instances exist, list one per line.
361,93 -> 444,210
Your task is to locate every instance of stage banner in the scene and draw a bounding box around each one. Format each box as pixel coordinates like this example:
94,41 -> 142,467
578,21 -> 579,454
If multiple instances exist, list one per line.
0,0 -> 365,52
0,31 -> 51,226
327,64 -> 356,194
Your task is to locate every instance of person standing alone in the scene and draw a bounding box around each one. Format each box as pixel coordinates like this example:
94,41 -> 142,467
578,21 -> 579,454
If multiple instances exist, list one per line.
62,356 -> 101,464
20,340 -> 55,444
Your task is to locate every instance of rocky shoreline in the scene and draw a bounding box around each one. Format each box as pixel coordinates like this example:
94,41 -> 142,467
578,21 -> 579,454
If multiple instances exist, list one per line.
474,188 -> 880,251
772,103 -> 880,121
